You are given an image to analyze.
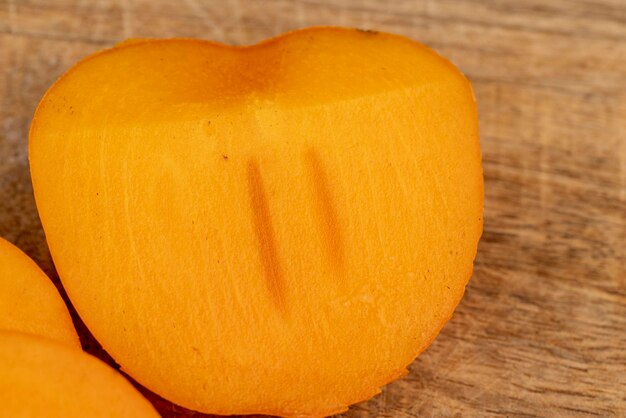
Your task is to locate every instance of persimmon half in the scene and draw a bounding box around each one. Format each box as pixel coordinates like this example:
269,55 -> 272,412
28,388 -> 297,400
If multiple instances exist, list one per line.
30,27 -> 483,416
0,237 -> 79,347
0,331 -> 159,418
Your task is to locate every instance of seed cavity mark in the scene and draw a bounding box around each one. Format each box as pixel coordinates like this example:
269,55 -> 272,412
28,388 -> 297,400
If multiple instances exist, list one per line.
305,148 -> 344,272
246,159 -> 286,312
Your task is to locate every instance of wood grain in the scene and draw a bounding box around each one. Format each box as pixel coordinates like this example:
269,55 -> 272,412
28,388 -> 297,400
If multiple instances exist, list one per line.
0,1 -> 624,417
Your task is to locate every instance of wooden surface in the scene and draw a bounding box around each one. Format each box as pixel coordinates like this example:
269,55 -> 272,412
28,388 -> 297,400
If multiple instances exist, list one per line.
1,1 -> 625,417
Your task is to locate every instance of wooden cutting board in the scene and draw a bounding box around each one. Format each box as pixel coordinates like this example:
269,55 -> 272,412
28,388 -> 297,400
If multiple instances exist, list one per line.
0,1 -> 624,416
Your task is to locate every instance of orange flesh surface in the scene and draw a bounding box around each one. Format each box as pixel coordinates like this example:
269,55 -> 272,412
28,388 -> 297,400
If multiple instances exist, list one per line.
30,27 -> 483,416
0,331 -> 159,418
0,237 -> 79,348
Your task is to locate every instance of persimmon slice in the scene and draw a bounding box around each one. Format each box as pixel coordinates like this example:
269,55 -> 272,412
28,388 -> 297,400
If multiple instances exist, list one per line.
30,27 -> 483,416
0,237 -> 79,347
0,331 -> 159,417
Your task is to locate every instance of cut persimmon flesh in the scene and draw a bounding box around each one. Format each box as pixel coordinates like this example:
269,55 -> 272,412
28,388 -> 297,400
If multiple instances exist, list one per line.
0,237 -> 79,348
0,331 -> 159,417
30,28 -> 483,416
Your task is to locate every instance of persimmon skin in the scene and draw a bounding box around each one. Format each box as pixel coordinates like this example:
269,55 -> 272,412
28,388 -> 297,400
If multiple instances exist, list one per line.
0,237 -> 79,348
0,331 -> 160,418
30,27 -> 483,416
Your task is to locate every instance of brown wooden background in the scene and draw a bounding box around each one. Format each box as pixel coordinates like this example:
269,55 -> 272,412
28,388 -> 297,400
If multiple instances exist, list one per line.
1,1 -> 625,417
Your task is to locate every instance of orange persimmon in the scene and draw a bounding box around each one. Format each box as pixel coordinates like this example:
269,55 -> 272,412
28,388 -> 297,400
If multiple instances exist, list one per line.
30,27 -> 483,416
0,331 -> 159,417
0,237 -> 79,347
